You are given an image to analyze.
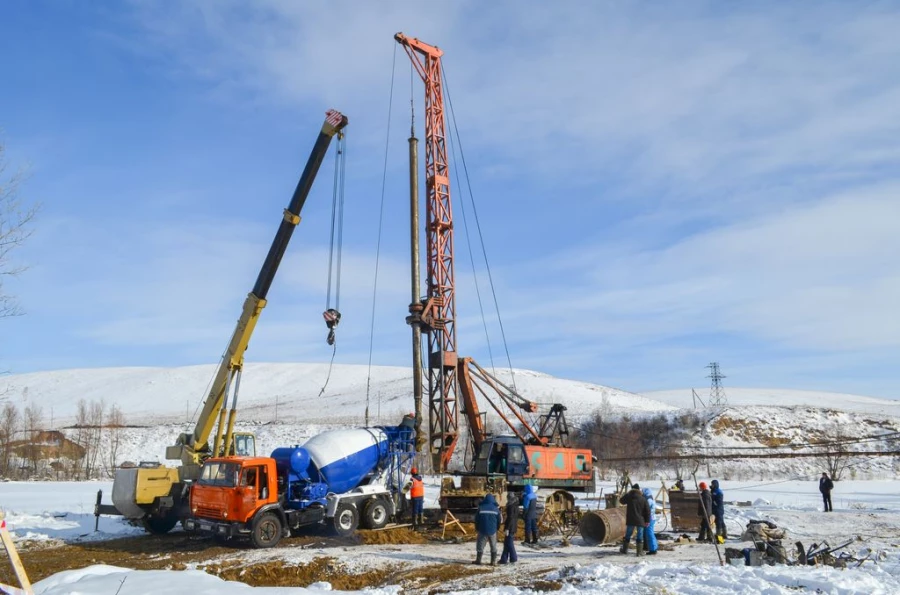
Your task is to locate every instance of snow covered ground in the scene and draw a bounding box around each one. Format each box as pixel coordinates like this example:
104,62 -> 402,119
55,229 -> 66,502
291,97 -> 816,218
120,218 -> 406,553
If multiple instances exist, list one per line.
3,477 -> 900,594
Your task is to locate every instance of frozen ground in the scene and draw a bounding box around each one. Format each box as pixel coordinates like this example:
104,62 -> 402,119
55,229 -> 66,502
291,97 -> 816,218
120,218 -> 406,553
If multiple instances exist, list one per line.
3,477 -> 900,594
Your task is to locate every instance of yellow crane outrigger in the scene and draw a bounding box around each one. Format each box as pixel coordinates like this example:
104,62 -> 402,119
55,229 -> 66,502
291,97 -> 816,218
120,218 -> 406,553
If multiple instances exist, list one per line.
99,110 -> 348,534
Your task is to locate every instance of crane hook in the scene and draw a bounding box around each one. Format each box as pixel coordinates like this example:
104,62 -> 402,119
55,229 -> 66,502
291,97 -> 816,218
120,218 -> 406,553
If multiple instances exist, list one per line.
323,308 -> 341,345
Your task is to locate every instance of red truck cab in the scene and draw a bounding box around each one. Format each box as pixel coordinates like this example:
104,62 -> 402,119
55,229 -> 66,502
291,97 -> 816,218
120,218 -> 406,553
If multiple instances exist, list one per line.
186,456 -> 285,547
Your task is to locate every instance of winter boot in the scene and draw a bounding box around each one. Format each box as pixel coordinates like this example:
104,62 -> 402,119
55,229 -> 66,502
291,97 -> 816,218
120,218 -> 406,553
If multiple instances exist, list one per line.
619,538 -> 629,554
473,552 -> 482,565
490,552 -> 497,566
636,541 -> 645,557
698,528 -> 707,542
533,530 -> 539,544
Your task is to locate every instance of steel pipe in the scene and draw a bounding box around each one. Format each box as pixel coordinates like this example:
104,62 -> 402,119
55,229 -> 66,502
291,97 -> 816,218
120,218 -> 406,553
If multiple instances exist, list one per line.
579,507 -> 627,545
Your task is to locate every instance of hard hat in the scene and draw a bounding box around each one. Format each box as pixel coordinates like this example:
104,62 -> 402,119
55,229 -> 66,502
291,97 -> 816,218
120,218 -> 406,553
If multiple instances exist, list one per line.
410,467 -> 418,474
699,482 -> 708,490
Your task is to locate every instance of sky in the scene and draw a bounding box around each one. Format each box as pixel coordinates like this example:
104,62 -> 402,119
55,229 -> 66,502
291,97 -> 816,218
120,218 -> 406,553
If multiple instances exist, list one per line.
0,1 -> 899,399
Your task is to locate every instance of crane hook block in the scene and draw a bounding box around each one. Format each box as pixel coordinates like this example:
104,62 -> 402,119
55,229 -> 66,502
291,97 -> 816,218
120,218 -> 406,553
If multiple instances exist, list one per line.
323,308 -> 341,345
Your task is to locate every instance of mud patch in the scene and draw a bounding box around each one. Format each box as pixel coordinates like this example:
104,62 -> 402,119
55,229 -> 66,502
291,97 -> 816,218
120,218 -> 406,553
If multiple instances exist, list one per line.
0,533 -> 240,585
359,527 -> 430,545
201,557 -> 397,590
387,563 -> 494,594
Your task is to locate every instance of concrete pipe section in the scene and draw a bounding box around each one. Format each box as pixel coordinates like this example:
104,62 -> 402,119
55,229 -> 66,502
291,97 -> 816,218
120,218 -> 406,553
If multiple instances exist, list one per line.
579,507 -> 627,545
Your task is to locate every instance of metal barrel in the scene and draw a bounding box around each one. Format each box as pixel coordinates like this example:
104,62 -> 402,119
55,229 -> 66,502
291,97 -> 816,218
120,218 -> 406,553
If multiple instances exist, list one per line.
579,507 -> 627,544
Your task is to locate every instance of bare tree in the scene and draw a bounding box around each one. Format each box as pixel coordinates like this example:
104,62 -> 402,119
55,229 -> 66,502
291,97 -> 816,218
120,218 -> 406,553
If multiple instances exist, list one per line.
23,403 -> 42,475
1,141 -> 38,320
0,402 -> 19,476
82,399 -> 104,479
819,426 -> 853,481
106,404 -> 125,476
75,398 -> 89,480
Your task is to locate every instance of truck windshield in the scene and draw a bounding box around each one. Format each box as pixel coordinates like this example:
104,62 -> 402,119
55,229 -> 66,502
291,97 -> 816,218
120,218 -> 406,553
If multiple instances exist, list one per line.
198,462 -> 240,487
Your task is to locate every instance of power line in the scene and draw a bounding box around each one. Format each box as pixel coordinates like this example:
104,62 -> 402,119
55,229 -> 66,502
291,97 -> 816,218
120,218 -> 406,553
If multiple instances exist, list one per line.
599,450 -> 900,463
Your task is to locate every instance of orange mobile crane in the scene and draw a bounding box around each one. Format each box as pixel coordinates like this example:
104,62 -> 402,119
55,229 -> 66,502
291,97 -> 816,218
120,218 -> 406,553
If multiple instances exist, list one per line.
395,34 -> 594,513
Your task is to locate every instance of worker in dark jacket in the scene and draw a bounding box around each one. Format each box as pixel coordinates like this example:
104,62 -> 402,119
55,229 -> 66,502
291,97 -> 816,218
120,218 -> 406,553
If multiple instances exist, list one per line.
819,472 -> 834,512
522,484 -> 539,545
710,479 -> 726,540
474,493 -> 500,565
618,483 -> 650,557
697,482 -> 713,543
499,491 -> 519,564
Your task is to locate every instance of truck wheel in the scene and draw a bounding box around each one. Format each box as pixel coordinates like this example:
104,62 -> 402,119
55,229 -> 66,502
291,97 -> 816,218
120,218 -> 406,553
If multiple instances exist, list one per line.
362,498 -> 389,530
251,513 -> 282,548
142,513 -> 178,535
330,502 -> 359,537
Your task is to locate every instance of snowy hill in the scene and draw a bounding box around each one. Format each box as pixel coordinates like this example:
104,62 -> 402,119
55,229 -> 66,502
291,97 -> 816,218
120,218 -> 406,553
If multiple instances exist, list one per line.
3,365 -> 900,479
644,387 -> 900,417
0,363 -> 666,427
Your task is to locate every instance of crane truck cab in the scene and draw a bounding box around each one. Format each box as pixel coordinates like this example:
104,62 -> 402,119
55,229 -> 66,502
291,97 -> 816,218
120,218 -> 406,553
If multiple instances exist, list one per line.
185,456 -> 300,548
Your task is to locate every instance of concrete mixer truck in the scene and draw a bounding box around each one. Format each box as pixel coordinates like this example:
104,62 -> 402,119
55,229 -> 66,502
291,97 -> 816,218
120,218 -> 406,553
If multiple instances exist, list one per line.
184,415 -> 416,547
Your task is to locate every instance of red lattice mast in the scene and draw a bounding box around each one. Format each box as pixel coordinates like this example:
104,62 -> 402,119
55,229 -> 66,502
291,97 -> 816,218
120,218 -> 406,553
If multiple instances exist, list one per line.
395,33 -> 459,472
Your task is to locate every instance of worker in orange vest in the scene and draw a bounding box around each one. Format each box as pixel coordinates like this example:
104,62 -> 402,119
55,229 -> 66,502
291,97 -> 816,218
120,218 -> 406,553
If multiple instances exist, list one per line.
410,467 -> 425,529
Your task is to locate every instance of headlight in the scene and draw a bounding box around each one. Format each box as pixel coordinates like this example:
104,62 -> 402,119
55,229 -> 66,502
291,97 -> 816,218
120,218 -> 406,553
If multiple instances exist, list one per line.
222,511 -> 228,519
192,507 -> 197,514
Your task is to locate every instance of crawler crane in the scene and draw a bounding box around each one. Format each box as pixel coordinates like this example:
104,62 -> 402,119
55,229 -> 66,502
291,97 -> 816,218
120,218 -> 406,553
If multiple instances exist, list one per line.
395,34 -> 594,519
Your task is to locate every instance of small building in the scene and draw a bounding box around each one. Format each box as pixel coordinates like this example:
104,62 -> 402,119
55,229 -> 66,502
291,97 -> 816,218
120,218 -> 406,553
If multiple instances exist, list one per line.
12,430 -> 86,460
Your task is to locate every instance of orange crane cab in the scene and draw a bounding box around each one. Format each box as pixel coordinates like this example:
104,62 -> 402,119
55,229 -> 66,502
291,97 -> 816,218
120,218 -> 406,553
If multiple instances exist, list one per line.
474,437 -> 594,490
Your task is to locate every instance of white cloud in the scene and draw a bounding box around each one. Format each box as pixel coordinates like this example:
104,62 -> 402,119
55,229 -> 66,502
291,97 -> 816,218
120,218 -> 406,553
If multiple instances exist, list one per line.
485,183 -> 900,361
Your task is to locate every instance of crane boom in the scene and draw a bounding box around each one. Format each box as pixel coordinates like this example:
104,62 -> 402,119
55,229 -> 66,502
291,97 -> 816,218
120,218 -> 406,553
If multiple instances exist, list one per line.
108,109 -> 348,534
396,33 -> 460,472
167,109 -> 348,475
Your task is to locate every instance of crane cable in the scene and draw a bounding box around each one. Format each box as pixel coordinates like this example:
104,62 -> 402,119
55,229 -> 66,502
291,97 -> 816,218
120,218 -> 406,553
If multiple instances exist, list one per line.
363,43 -> 398,426
443,65 -> 522,399
317,131 -> 347,398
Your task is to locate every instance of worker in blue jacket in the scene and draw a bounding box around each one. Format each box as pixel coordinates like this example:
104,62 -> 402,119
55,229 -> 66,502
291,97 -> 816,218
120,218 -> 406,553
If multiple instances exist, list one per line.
474,493 -> 500,566
710,479 -> 726,540
522,484 -> 539,545
641,487 -> 659,555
